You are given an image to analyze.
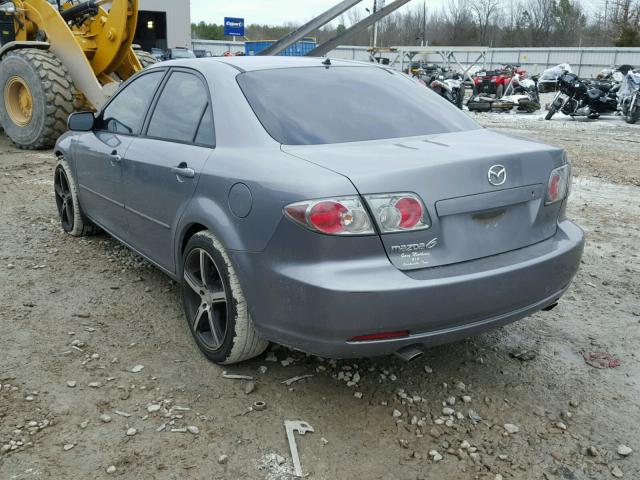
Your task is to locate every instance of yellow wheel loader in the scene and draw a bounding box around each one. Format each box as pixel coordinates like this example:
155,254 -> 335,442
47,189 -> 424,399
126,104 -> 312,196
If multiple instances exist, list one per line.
0,0 -> 154,149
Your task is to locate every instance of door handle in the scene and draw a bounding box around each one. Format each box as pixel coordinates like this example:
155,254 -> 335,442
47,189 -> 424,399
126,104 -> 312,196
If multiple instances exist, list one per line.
171,165 -> 195,179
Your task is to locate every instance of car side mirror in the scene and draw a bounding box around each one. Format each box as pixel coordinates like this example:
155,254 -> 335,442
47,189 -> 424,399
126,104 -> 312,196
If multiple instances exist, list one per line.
68,111 -> 95,132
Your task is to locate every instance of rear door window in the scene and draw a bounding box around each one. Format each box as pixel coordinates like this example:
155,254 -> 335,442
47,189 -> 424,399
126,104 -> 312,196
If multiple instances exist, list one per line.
99,71 -> 164,135
146,71 -> 214,145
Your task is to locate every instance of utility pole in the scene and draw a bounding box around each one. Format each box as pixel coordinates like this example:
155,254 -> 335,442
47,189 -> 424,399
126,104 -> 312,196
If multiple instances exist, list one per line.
422,1 -> 426,46
371,0 -> 378,47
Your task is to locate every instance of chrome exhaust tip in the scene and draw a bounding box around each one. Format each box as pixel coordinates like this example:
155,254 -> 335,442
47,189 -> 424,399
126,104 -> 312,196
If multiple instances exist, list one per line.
394,345 -> 424,362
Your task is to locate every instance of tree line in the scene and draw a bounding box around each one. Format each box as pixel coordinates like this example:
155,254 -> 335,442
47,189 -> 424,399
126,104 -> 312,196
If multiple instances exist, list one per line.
192,0 -> 640,48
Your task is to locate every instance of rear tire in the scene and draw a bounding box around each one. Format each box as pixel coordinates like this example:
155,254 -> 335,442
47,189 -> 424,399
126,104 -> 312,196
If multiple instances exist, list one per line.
0,49 -> 74,150
54,157 -> 98,237
182,231 -> 268,365
135,50 -> 158,69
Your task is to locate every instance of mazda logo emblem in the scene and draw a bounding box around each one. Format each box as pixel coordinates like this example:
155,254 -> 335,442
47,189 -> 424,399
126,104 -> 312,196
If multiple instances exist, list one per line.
488,165 -> 507,186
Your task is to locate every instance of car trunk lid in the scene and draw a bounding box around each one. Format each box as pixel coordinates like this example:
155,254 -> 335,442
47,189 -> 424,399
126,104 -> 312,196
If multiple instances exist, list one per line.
282,129 -> 566,270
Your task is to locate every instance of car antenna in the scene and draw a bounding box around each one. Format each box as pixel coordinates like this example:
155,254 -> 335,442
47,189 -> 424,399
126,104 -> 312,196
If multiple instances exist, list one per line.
322,57 -> 331,67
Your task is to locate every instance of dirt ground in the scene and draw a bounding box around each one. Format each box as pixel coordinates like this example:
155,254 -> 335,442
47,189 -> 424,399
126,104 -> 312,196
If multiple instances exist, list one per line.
1,112 -> 639,480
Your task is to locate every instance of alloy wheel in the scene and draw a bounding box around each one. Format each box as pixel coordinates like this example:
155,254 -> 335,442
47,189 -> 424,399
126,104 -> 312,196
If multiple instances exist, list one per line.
54,167 -> 74,231
183,248 -> 228,350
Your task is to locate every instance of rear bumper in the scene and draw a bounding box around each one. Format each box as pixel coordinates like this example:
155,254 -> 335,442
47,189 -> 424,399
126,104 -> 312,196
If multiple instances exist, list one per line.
231,219 -> 584,358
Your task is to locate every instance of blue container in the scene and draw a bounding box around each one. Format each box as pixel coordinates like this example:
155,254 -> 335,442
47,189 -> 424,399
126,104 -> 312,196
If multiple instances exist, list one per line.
245,40 -> 317,57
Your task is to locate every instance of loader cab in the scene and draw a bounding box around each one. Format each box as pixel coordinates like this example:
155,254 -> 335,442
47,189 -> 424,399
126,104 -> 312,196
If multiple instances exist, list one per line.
0,5 -> 17,45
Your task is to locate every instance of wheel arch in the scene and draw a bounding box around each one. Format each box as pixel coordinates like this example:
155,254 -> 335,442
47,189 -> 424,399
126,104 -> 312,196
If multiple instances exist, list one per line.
0,41 -> 50,60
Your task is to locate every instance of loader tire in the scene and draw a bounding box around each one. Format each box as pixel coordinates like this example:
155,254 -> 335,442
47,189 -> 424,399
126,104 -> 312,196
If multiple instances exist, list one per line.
135,50 -> 158,69
0,49 -> 74,150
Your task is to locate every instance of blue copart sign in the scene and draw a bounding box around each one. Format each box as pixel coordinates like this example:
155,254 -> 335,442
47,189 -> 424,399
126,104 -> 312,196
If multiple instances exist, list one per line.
224,17 -> 245,37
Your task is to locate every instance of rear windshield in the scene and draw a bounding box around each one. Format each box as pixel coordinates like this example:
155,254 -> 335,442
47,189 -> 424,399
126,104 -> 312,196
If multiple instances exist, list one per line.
237,66 -> 480,145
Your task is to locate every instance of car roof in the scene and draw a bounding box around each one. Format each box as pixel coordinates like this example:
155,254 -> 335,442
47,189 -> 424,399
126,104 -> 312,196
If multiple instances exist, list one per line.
160,56 -> 375,72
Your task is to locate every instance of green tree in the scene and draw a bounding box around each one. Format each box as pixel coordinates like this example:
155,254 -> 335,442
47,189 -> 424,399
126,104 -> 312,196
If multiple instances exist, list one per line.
616,25 -> 640,46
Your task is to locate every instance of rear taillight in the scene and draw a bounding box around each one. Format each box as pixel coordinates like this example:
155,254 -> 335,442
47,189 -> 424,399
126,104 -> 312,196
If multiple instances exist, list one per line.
284,192 -> 430,236
364,193 -> 431,233
284,196 -> 374,235
546,164 -> 571,205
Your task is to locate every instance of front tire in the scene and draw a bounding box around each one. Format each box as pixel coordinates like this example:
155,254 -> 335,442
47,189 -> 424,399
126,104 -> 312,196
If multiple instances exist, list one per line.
0,49 -> 74,149
625,95 -> 639,124
54,158 -> 97,237
181,231 -> 268,365
545,105 -> 557,120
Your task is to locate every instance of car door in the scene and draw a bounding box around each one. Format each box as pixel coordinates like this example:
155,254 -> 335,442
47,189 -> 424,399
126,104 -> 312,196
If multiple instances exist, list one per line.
122,69 -> 215,273
75,70 -> 165,238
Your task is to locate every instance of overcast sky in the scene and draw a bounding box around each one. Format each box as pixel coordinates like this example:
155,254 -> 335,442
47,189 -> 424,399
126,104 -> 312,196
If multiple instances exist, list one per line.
190,0 -> 422,26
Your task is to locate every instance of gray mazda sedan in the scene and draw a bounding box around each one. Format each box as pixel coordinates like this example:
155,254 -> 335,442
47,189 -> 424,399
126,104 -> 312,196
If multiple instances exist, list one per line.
53,56 -> 584,364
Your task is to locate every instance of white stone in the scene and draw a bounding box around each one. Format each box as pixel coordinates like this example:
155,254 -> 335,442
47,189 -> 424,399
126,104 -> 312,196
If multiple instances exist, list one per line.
187,426 -> 199,435
442,407 -> 455,416
618,445 -> 633,456
106,466 -> 116,474
428,450 -> 443,462
147,404 -> 161,413
504,423 -> 519,434
126,428 -> 137,436
130,365 -> 144,373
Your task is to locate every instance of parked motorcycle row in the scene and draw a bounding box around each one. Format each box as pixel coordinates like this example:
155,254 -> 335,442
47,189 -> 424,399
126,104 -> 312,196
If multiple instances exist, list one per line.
410,61 -> 640,124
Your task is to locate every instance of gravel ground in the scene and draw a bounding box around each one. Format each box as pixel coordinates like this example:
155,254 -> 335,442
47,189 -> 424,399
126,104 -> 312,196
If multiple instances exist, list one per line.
1,112 -> 639,480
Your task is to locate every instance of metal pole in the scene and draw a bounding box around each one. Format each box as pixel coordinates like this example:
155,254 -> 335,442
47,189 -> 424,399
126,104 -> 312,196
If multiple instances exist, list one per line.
422,1 -> 426,47
307,0 -> 413,57
372,0 -> 379,48
258,0 -> 364,56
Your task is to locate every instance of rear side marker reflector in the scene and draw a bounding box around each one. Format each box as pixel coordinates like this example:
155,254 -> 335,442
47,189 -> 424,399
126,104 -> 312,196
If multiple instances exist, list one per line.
349,330 -> 410,342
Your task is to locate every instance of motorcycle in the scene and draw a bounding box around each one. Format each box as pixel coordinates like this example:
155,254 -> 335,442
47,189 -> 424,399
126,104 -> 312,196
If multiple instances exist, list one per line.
499,73 -> 541,112
413,66 -> 465,109
545,71 -> 619,120
614,67 -> 640,124
538,63 -> 572,93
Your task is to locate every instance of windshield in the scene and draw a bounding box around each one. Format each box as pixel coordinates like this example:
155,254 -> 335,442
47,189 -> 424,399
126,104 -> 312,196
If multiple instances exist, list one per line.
172,49 -> 196,58
237,66 -> 480,145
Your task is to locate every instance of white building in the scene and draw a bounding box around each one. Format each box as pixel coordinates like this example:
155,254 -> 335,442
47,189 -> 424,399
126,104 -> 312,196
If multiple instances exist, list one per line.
135,0 -> 191,51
